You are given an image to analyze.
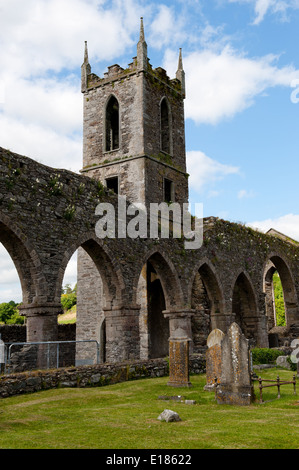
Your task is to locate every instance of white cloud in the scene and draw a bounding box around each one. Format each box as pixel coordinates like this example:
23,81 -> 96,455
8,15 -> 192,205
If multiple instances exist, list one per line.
253,0 -> 273,24
0,245 -> 78,303
63,253 -> 78,289
0,0 -> 145,79
148,4 -> 188,49
238,189 -> 255,199
0,0 -> 150,174
248,213 -> 299,241
1,76 -> 82,135
0,115 -> 82,172
0,244 -> 22,303
187,150 -> 240,193
164,46 -> 299,125
228,0 -> 299,25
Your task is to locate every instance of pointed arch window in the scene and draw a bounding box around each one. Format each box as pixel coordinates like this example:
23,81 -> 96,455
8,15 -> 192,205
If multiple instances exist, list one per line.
160,98 -> 171,155
105,96 -> 119,152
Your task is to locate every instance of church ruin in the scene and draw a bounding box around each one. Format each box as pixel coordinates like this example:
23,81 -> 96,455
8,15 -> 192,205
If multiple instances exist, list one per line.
0,19 -> 299,370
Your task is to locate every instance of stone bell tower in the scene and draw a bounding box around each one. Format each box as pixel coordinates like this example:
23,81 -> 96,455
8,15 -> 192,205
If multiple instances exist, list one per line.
80,18 -> 188,208
76,19 -> 188,365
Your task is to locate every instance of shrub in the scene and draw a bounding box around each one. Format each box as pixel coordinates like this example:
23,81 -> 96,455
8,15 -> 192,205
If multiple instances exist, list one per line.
0,302 -> 24,325
273,272 -> 286,326
251,348 -> 283,365
61,292 -> 77,312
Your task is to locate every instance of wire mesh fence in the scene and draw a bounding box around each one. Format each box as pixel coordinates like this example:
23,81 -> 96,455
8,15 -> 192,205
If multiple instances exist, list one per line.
1,340 -> 100,374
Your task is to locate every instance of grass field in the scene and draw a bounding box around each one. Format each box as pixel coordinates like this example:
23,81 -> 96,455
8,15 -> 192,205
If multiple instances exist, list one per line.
0,369 -> 298,449
57,305 -> 76,324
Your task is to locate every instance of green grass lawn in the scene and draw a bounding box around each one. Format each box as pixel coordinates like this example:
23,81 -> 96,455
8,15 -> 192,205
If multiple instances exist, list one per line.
0,369 -> 298,449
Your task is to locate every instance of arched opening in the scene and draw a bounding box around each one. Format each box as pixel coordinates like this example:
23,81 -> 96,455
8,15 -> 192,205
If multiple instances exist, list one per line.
56,236 -> 125,366
190,263 -> 225,352
70,238 -> 124,365
136,251 -> 182,360
105,96 -> 119,152
0,243 -> 23,325
264,256 -> 297,328
160,97 -> 171,154
0,217 -> 43,306
60,251 -> 78,324
264,264 -> 286,329
137,260 -> 169,360
147,261 -> 168,358
0,215 -> 48,372
232,272 -> 258,344
272,271 -> 286,326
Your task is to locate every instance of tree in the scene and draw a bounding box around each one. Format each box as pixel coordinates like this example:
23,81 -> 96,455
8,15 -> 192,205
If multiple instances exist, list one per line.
61,284 -> 77,312
273,272 -> 286,327
0,302 -> 24,324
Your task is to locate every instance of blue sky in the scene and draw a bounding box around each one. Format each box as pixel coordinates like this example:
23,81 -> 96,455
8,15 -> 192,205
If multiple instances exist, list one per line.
0,0 -> 298,302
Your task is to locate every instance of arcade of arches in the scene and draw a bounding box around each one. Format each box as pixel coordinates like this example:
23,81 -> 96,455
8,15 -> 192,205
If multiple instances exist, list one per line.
1,146 -> 299,366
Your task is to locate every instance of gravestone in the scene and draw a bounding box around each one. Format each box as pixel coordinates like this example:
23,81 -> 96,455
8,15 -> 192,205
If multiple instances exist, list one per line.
216,322 -> 254,406
167,327 -> 192,388
204,328 -> 225,391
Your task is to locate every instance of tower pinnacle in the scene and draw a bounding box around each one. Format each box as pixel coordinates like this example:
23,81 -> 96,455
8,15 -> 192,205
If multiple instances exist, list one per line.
81,41 -> 91,92
84,40 -> 89,64
176,48 -> 186,98
139,16 -> 145,42
137,17 -> 148,71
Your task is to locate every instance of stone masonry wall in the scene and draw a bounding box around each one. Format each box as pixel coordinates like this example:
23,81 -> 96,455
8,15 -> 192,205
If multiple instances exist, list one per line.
0,354 -> 205,399
1,146 -> 299,362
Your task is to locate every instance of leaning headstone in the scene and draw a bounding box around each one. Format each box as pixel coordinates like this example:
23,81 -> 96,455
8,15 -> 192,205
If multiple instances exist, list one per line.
216,322 -> 254,406
204,328 -> 225,391
158,409 -> 181,422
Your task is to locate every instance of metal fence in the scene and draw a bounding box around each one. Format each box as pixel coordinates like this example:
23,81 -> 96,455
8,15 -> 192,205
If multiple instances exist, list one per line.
1,340 -> 100,374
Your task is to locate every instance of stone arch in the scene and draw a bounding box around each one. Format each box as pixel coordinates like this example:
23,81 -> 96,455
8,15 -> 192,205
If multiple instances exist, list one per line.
56,234 -> 125,308
160,96 -> 172,155
263,254 -> 298,327
0,212 -> 45,305
135,248 -> 183,360
189,259 -> 225,351
58,234 -> 127,365
135,247 -> 183,309
105,94 -> 120,152
231,271 -> 259,344
264,262 -> 279,329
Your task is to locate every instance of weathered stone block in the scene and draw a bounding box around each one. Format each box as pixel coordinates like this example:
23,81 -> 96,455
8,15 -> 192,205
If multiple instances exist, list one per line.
216,323 -> 254,406
158,409 -> 181,422
204,328 -> 224,391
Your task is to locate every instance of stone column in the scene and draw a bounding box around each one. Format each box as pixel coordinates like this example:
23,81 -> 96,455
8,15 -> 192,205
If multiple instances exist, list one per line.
19,303 -> 61,370
256,314 -> 269,347
210,313 -> 232,334
103,305 -> 140,362
163,309 -> 195,388
163,309 -> 194,346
